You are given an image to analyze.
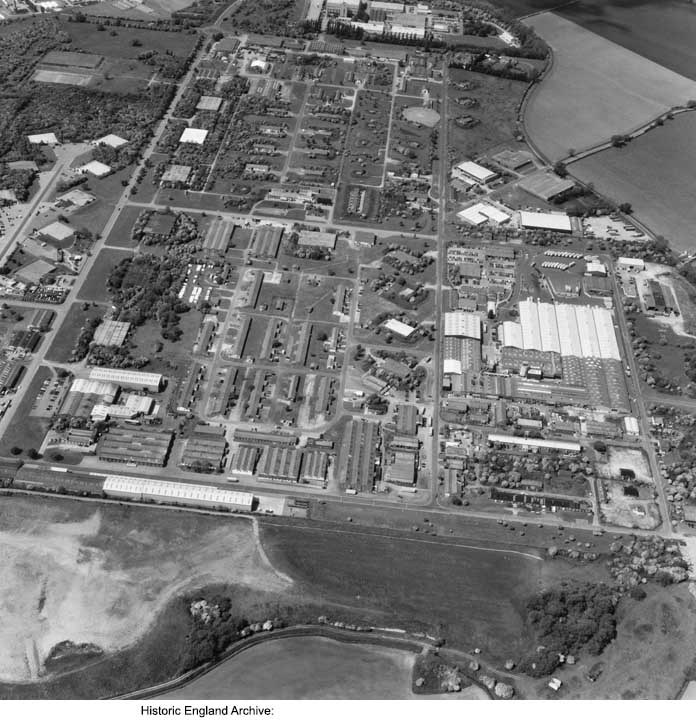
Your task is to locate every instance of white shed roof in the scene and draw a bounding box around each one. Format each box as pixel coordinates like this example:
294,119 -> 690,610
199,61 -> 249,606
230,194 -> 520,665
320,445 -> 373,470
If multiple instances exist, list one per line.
180,128 -> 209,145
519,211 -> 572,232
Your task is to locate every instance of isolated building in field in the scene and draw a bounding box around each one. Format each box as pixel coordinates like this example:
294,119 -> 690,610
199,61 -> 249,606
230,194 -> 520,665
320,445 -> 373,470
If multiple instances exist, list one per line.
518,171 -> 575,202
384,318 -> 416,338
78,160 -> 111,178
38,220 -> 74,244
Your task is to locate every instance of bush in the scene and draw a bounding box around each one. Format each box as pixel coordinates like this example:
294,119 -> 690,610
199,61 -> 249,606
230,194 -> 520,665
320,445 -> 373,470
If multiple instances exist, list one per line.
629,586 -> 647,601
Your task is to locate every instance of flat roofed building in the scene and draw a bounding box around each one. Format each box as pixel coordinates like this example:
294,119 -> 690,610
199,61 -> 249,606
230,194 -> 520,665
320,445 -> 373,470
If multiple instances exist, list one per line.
78,160 -> 111,177
28,132 -> 59,145
180,128 -> 209,145
519,211 -> 572,233
444,311 -> 481,340
93,320 -> 130,347
89,367 -> 163,392
28,308 -> 55,331
257,446 -> 302,483
297,230 -> 337,249
197,95 -> 223,112
161,164 -> 192,184
326,0 -> 361,16
97,426 -> 173,467
617,257 -> 645,271
488,433 -> 581,453
39,220 -> 74,242
92,134 -> 128,148
454,160 -> 497,184
384,317 -> 416,338
103,475 -> 254,511
457,202 -> 510,226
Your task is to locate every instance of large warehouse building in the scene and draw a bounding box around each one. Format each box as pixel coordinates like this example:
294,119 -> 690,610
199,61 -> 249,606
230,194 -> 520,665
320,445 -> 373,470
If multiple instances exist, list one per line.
501,299 -> 620,360
89,367 -> 164,392
102,475 -> 254,511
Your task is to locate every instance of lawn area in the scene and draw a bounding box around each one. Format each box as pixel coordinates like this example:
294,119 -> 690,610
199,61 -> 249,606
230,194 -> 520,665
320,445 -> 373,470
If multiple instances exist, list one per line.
45,302 -> 106,363
260,520 -> 543,662
67,168 -> 131,237
0,365 -> 52,456
524,12 -> 696,160
77,247 -> 133,302
105,205 -> 144,248
570,113 -> 696,253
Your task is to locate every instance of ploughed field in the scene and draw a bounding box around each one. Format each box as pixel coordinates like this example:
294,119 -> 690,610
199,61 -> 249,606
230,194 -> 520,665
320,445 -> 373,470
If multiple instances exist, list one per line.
522,12 -> 696,161
570,112 -> 696,253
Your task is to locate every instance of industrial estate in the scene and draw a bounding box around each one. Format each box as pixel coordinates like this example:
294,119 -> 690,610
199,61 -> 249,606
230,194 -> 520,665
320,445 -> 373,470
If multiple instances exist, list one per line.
1,0 -> 696,705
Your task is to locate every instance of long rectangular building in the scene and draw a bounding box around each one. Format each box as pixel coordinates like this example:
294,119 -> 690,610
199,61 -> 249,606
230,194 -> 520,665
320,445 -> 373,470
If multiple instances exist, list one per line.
89,367 -> 164,392
97,427 -> 173,467
103,475 -> 254,511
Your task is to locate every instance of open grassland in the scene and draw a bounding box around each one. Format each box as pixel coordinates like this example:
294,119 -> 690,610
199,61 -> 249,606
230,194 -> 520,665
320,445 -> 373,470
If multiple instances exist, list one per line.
524,13 -> 696,161
77,247 -> 133,302
0,497 -> 290,690
570,113 -> 696,253
261,520 -> 547,663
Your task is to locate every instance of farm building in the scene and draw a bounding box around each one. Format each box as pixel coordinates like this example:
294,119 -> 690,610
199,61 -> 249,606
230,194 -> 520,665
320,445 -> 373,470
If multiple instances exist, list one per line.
28,133 -> 59,145
78,160 -> 111,178
97,427 -> 173,467
452,160 -> 497,185
384,318 -> 416,338
92,134 -> 128,148
102,476 -> 254,512
89,367 -> 164,392
444,311 -> 481,340
517,171 -> 575,201
519,211 -> 572,233
161,165 -> 192,184
93,320 -> 130,347
180,128 -> 208,145
297,230 -> 337,249
197,96 -> 223,112
180,424 -> 228,473
38,220 -> 74,243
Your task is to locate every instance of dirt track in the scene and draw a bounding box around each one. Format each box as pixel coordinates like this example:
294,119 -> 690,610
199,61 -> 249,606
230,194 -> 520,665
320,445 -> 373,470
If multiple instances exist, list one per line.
0,498 -> 290,683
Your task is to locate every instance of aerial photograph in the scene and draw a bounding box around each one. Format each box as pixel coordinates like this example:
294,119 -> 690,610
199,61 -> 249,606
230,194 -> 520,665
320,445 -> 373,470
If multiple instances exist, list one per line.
1,0 -> 696,706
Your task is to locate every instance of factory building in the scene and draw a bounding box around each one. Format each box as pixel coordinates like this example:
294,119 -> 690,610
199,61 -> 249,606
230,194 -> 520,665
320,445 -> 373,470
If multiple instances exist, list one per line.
519,211 -> 572,233
444,311 -> 481,340
180,425 -> 228,473
96,427 -> 173,467
230,445 -> 260,477
89,367 -> 164,392
103,475 -> 254,512
257,446 -> 303,483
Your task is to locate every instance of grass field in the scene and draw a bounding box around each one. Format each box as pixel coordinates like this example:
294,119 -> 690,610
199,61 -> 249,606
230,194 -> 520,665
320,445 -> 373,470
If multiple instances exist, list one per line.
104,205 -> 143,248
77,248 -> 133,302
160,636 -> 419,700
45,302 -> 106,363
570,112 -> 696,253
524,13 -> 696,161
0,366 -> 52,456
260,521 -> 544,662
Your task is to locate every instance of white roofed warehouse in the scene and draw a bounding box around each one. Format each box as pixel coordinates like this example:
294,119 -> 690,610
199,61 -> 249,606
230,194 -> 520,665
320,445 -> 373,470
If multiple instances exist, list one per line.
519,211 -> 572,233
89,367 -> 164,392
102,475 -> 254,512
